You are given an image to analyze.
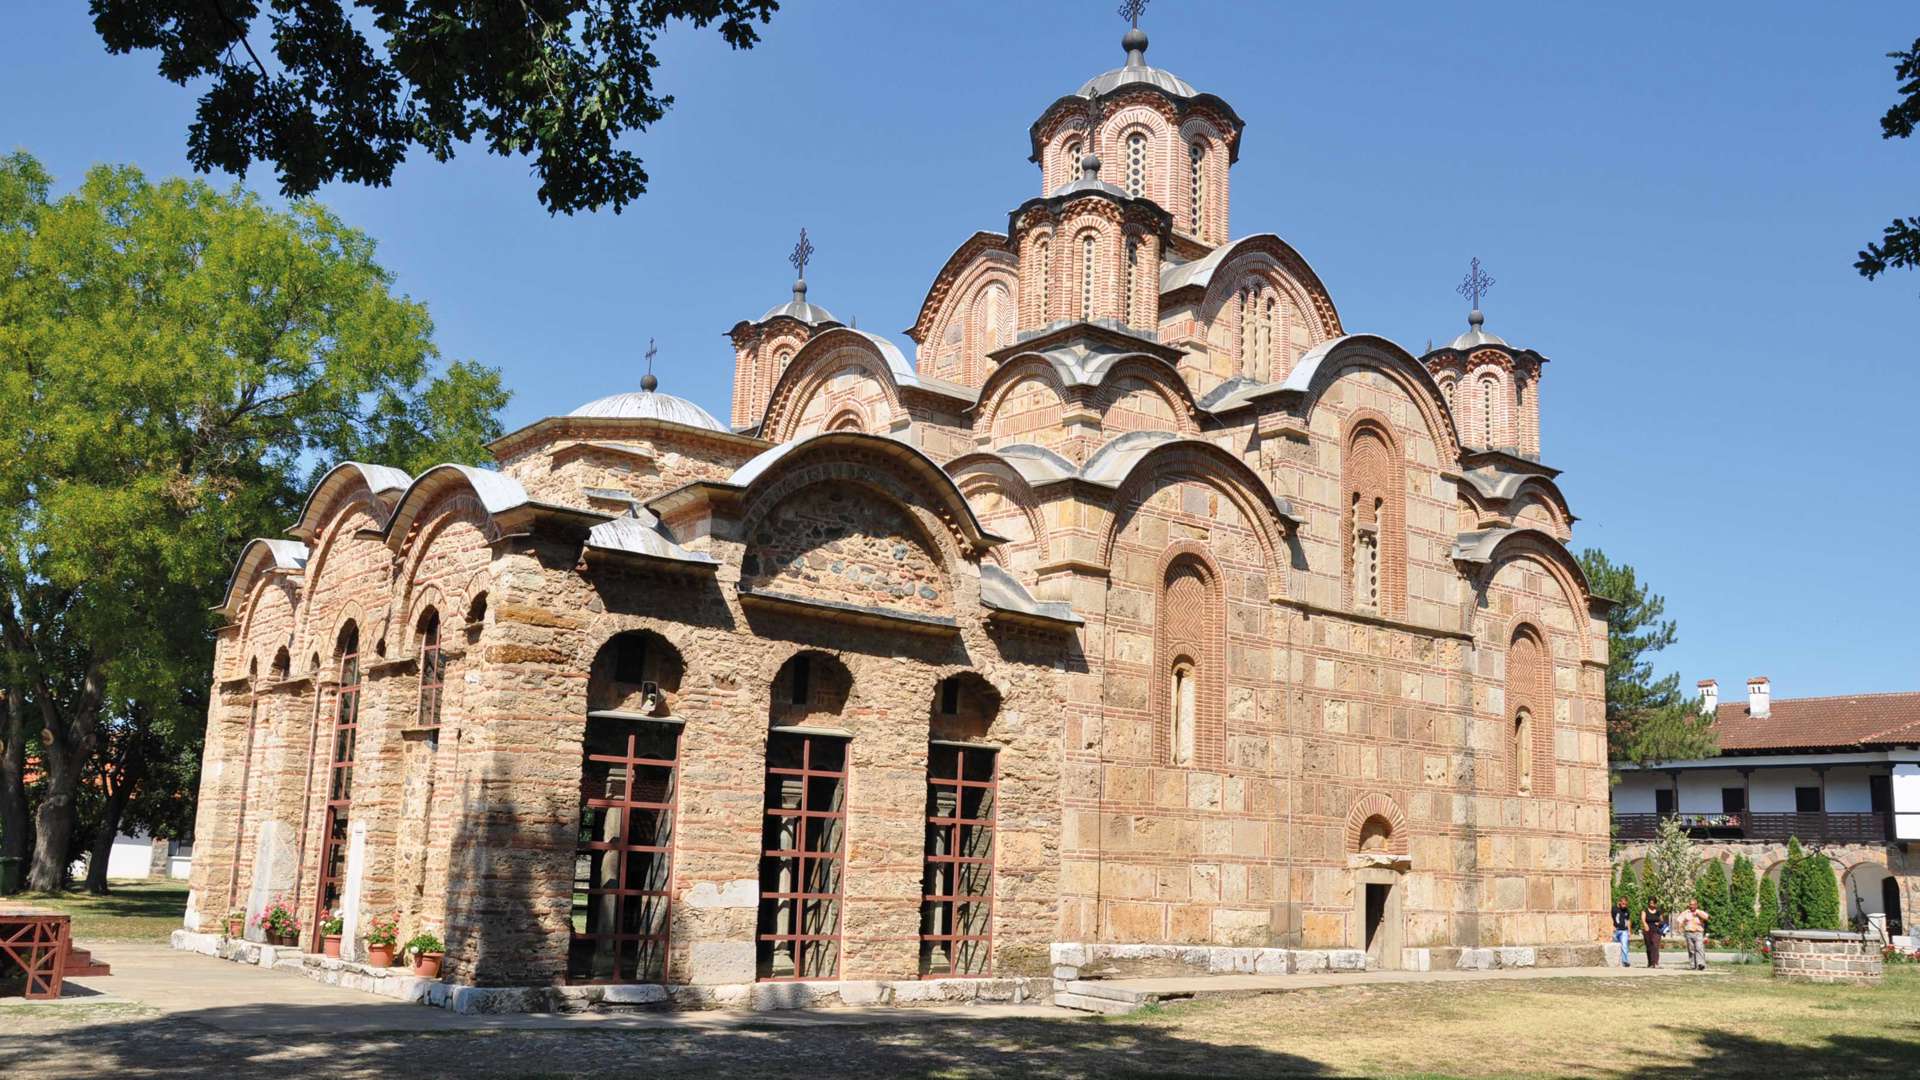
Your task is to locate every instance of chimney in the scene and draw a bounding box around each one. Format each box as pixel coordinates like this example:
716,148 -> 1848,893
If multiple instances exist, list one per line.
1698,679 -> 1718,713
1747,676 -> 1770,719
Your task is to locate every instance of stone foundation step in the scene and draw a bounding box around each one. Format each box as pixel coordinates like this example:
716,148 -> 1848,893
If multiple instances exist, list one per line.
63,945 -> 112,978
1053,979 -> 1195,1015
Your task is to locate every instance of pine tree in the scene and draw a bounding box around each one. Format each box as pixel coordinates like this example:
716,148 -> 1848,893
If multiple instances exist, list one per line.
1695,860 -> 1731,942
1728,855 -> 1758,946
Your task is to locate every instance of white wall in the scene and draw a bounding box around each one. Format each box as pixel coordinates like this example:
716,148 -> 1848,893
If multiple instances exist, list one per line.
102,832 -> 154,879
1611,765 -> 1883,814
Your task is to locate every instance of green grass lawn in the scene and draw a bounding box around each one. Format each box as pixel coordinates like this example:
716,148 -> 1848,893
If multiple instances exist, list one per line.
9,879 -> 187,942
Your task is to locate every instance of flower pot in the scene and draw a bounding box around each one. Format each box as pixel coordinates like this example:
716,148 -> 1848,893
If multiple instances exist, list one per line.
322,934 -> 342,958
267,929 -> 296,947
225,917 -> 245,939
412,952 -> 444,979
367,943 -> 395,968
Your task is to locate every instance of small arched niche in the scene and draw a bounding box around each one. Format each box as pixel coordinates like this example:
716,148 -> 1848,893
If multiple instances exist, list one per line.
587,629 -> 685,717
769,650 -> 852,727
1357,814 -> 1394,854
929,672 -> 1001,743
270,647 -> 291,681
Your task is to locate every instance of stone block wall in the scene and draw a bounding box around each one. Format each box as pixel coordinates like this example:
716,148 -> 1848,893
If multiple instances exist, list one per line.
1770,931 -> 1883,985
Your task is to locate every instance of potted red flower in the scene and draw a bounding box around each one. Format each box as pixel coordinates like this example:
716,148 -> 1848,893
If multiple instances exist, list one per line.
224,910 -> 247,939
406,931 -> 446,979
319,909 -> 344,958
364,913 -> 399,968
255,895 -> 301,947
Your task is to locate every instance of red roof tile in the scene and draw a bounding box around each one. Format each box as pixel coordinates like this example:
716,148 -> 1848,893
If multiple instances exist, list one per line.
1712,690 -> 1920,752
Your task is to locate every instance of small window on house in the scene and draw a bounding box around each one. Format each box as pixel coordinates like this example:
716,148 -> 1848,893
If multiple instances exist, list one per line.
1654,788 -> 1676,815
1481,378 -> 1496,447
1126,131 -> 1147,198
466,592 -> 488,626
1124,238 -> 1138,324
939,677 -> 961,716
1036,237 -> 1051,317
1513,709 -> 1533,795
1351,494 -> 1381,612
1722,787 -> 1747,814
271,648 -> 290,680
1795,786 -> 1823,812
1170,661 -> 1197,766
1064,138 -> 1083,183
1189,139 -> 1205,232
1871,774 -> 1892,813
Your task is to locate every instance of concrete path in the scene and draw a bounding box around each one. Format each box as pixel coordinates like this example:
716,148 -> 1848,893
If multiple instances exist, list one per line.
1057,962 -> 1717,1014
59,943 -> 1068,1034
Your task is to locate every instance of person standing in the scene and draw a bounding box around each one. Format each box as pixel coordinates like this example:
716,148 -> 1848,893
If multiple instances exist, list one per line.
1679,898 -> 1711,970
1613,897 -> 1634,967
1641,898 -> 1665,969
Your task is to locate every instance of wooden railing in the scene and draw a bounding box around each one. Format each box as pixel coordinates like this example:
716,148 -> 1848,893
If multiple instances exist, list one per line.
1613,811 -> 1890,844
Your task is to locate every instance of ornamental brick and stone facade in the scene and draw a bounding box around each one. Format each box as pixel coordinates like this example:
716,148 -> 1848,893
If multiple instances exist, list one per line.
183,27 -> 1613,997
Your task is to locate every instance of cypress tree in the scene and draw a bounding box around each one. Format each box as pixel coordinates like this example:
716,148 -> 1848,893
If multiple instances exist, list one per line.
1728,855 -> 1758,946
1805,854 -> 1843,930
1695,860 -> 1731,941
1756,874 -> 1781,938
1782,838 -> 1808,929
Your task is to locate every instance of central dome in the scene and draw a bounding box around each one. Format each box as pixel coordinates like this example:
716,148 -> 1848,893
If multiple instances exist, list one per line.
1076,28 -> 1198,99
569,389 -> 726,431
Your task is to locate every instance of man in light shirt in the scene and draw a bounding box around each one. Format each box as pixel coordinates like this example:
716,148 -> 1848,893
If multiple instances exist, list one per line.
1677,899 -> 1711,970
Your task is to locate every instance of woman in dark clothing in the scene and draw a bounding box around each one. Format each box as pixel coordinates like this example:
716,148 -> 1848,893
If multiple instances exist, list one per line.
1641,899 -> 1664,968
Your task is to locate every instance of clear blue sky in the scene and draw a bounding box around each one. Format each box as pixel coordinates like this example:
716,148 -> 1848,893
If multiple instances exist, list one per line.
4,2 -> 1916,698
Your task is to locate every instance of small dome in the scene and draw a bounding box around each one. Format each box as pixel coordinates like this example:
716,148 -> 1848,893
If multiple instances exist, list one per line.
1076,28 -> 1199,99
568,389 -> 727,430
758,279 -> 837,326
1447,309 -> 1508,351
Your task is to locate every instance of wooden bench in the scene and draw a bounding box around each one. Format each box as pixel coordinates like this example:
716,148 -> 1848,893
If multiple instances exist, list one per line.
0,905 -> 112,999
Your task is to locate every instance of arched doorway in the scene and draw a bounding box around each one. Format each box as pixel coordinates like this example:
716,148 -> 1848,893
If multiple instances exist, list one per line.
1845,862 -> 1903,939
567,630 -> 685,984
1347,796 -> 1410,970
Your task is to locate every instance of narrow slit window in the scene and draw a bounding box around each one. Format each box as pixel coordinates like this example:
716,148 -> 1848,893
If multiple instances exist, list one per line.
757,732 -> 847,980
417,610 -> 444,735
1171,663 -> 1197,765
316,626 -> 360,934
1037,238 -> 1050,318
1127,132 -> 1147,198
1189,140 -> 1205,232
1081,234 -> 1095,321
920,744 -> 997,977
1065,138 -> 1083,183
1124,238 -> 1138,324
568,717 -> 678,983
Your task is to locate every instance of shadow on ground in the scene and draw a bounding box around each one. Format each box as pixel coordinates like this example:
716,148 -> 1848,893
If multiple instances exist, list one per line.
1615,1026 -> 1920,1080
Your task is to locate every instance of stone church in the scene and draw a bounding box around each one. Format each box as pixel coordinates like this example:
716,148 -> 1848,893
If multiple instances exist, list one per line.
185,25 -> 1612,1004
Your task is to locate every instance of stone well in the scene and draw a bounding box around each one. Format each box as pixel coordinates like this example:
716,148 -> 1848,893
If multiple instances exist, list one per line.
1768,930 -> 1882,985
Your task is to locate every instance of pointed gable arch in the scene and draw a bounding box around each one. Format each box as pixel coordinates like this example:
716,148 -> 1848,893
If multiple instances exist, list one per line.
1457,527 -> 1598,659
946,451 -> 1049,572
759,328 -> 911,445
288,462 -> 411,542
1164,233 -> 1343,341
905,232 -> 1018,385
1091,434 -> 1294,601
1285,335 -> 1464,465
218,538 -> 309,622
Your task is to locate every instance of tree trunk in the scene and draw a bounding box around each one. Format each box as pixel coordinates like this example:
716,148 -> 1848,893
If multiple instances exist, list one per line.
0,696 -> 31,874
84,758 -> 140,896
27,739 -> 79,893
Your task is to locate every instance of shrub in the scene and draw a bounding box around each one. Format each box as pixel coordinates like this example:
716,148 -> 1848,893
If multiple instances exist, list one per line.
1644,816 -> 1700,911
319,909 -> 344,936
405,931 -> 445,958
254,895 -> 301,939
1781,837 -> 1844,931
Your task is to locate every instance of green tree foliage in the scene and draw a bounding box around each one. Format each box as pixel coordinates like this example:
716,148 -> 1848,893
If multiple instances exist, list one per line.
1577,549 -> 1717,765
1694,860 -> 1731,941
1612,862 -> 1638,912
88,1 -> 782,215
1779,838 -> 1844,931
1643,816 -> 1702,913
1856,38 -> 1920,287
1727,854 -> 1758,946
1756,873 -> 1781,938
0,152 -> 507,890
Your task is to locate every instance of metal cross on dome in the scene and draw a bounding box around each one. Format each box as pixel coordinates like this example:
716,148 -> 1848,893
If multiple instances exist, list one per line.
789,228 -> 813,281
645,338 -> 657,373
1457,257 -> 1495,310
1118,0 -> 1149,28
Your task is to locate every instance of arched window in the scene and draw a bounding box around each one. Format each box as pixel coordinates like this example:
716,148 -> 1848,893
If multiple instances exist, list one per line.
466,591 -> 488,627
1342,419 -> 1403,616
1158,556 -> 1217,766
1126,132 -> 1147,198
773,346 -> 794,372
316,622 -> 361,936
759,652 -> 851,980
1481,377 -> 1498,447
921,673 -> 1000,977
1239,286 -> 1259,380
1351,493 -> 1381,612
1170,659 -> 1197,765
1513,708 -> 1534,795
1259,295 -> 1276,380
1080,234 -> 1096,321
1124,238 -> 1138,324
417,609 -> 444,738
1064,137 -> 1083,183
1035,236 -> 1051,319
1189,140 -> 1206,232
270,647 -> 290,681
